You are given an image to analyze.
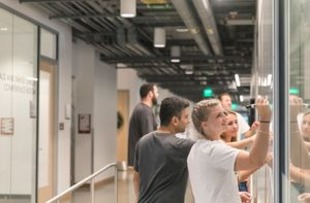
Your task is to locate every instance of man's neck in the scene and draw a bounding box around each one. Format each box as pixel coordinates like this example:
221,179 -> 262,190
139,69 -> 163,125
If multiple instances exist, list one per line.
141,99 -> 152,107
157,126 -> 175,134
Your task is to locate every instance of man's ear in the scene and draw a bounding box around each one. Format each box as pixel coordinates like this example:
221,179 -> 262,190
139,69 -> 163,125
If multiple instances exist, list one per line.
171,116 -> 179,126
147,91 -> 153,98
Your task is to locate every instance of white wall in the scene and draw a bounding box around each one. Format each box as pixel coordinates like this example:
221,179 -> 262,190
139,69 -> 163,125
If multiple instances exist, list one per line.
72,41 -> 94,181
72,40 -> 117,181
93,52 -> 117,177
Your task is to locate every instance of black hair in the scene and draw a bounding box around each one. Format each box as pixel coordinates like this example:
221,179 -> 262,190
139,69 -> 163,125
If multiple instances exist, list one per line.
159,97 -> 190,126
139,83 -> 155,98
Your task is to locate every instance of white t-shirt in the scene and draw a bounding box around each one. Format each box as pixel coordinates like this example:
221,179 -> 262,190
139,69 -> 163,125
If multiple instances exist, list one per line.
237,112 -> 250,139
187,139 -> 241,203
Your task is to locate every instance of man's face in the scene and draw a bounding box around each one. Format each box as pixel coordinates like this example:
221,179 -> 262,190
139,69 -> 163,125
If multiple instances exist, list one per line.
175,108 -> 190,133
220,95 -> 232,110
151,86 -> 159,105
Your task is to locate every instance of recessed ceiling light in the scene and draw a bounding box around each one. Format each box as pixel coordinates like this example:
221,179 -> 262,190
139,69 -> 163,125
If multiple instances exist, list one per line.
171,59 -> 180,63
176,28 -> 188,32
0,27 -> 8,31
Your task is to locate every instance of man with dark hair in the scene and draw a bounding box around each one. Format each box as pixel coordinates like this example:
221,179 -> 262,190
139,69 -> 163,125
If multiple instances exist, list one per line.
133,97 -> 194,203
127,83 -> 159,166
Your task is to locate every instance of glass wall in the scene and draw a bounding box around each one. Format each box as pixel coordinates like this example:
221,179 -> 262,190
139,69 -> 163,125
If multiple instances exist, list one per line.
0,8 -> 38,203
251,0 -> 274,201
287,0 -> 310,202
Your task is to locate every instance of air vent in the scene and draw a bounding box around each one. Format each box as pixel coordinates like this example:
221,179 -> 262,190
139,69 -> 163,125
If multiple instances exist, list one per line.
141,0 -> 167,4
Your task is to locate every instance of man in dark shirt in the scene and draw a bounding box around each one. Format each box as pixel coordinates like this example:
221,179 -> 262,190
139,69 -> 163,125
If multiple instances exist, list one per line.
127,83 -> 159,166
133,97 -> 194,203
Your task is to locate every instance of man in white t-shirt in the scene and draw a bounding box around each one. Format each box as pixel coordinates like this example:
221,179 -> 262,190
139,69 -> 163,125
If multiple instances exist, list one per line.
219,93 -> 257,138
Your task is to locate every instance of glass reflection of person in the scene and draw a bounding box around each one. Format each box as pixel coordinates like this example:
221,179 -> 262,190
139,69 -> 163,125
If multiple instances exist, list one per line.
288,96 -> 310,202
300,112 -> 310,151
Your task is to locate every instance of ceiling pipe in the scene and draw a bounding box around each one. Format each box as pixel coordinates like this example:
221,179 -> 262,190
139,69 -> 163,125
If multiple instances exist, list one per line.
170,0 -> 211,55
192,0 -> 223,56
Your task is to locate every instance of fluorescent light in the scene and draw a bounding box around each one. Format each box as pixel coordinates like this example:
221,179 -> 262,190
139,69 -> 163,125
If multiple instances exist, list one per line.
234,74 -> 240,87
170,46 -> 181,63
171,59 -> 180,63
239,95 -> 244,102
185,70 -> 193,75
0,27 -> 8,31
154,28 -> 166,48
121,0 -> 136,18
176,28 -> 188,32
267,74 -> 272,86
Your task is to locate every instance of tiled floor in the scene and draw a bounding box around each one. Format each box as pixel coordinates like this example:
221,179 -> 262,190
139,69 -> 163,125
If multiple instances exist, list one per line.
72,169 -> 194,203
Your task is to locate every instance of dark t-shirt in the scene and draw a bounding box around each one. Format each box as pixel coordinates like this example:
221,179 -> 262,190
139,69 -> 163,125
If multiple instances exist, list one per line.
134,131 -> 194,203
128,103 -> 157,166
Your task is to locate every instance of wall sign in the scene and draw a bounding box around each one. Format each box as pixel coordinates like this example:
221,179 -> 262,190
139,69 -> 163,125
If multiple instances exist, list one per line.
1,118 -> 14,136
78,114 -> 91,134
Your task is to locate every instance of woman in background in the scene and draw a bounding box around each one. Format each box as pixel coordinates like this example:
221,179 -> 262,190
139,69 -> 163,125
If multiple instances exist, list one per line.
221,110 -> 260,192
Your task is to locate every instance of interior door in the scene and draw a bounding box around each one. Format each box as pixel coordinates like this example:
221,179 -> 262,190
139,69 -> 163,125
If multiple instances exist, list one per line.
38,60 -> 55,203
117,90 -> 129,163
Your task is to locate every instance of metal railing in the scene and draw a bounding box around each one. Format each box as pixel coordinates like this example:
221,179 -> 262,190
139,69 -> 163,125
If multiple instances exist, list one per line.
46,162 -> 118,203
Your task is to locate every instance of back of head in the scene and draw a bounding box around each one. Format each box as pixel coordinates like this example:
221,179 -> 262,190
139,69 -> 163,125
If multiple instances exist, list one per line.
159,97 -> 190,126
191,99 -> 220,135
139,83 -> 155,98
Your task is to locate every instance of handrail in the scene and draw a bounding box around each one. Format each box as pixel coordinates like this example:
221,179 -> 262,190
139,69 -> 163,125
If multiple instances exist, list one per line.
46,162 -> 118,203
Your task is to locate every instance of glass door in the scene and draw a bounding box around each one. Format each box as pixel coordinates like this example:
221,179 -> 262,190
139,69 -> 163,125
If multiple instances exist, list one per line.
0,8 -> 38,203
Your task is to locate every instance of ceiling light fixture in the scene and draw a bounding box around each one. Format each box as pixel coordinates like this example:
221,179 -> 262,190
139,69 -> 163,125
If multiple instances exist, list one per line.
234,74 -> 240,87
154,27 -> 166,48
170,46 -> 181,63
184,64 -> 194,75
239,95 -> 244,102
121,0 -> 136,18
176,27 -> 188,32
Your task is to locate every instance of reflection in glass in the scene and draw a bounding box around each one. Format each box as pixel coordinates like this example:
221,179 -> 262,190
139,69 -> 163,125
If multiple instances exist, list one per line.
289,0 -> 310,202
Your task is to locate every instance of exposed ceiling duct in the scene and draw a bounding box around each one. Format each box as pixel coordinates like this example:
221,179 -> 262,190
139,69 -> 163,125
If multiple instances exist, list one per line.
18,0 -> 255,102
127,28 -> 153,56
192,0 -> 223,56
170,0 -> 211,55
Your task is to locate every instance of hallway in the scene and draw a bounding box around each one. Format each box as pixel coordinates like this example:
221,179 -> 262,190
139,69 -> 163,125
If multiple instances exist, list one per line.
73,169 -> 194,203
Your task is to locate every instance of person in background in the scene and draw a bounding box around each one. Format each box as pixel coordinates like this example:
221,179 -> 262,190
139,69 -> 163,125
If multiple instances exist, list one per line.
301,112 -> 310,141
219,92 -> 257,138
220,110 -> 257,150
127,83 -> 159,167
221,110 -> 263,193
133,97 -> 194,203
188,97 -> 271,203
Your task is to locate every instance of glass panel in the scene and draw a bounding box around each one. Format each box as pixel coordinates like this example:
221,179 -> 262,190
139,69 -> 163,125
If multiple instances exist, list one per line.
251,0 -> 274,202
0,8 -> 38,203
40,28 -> 57,60
288,0 -> 310,202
